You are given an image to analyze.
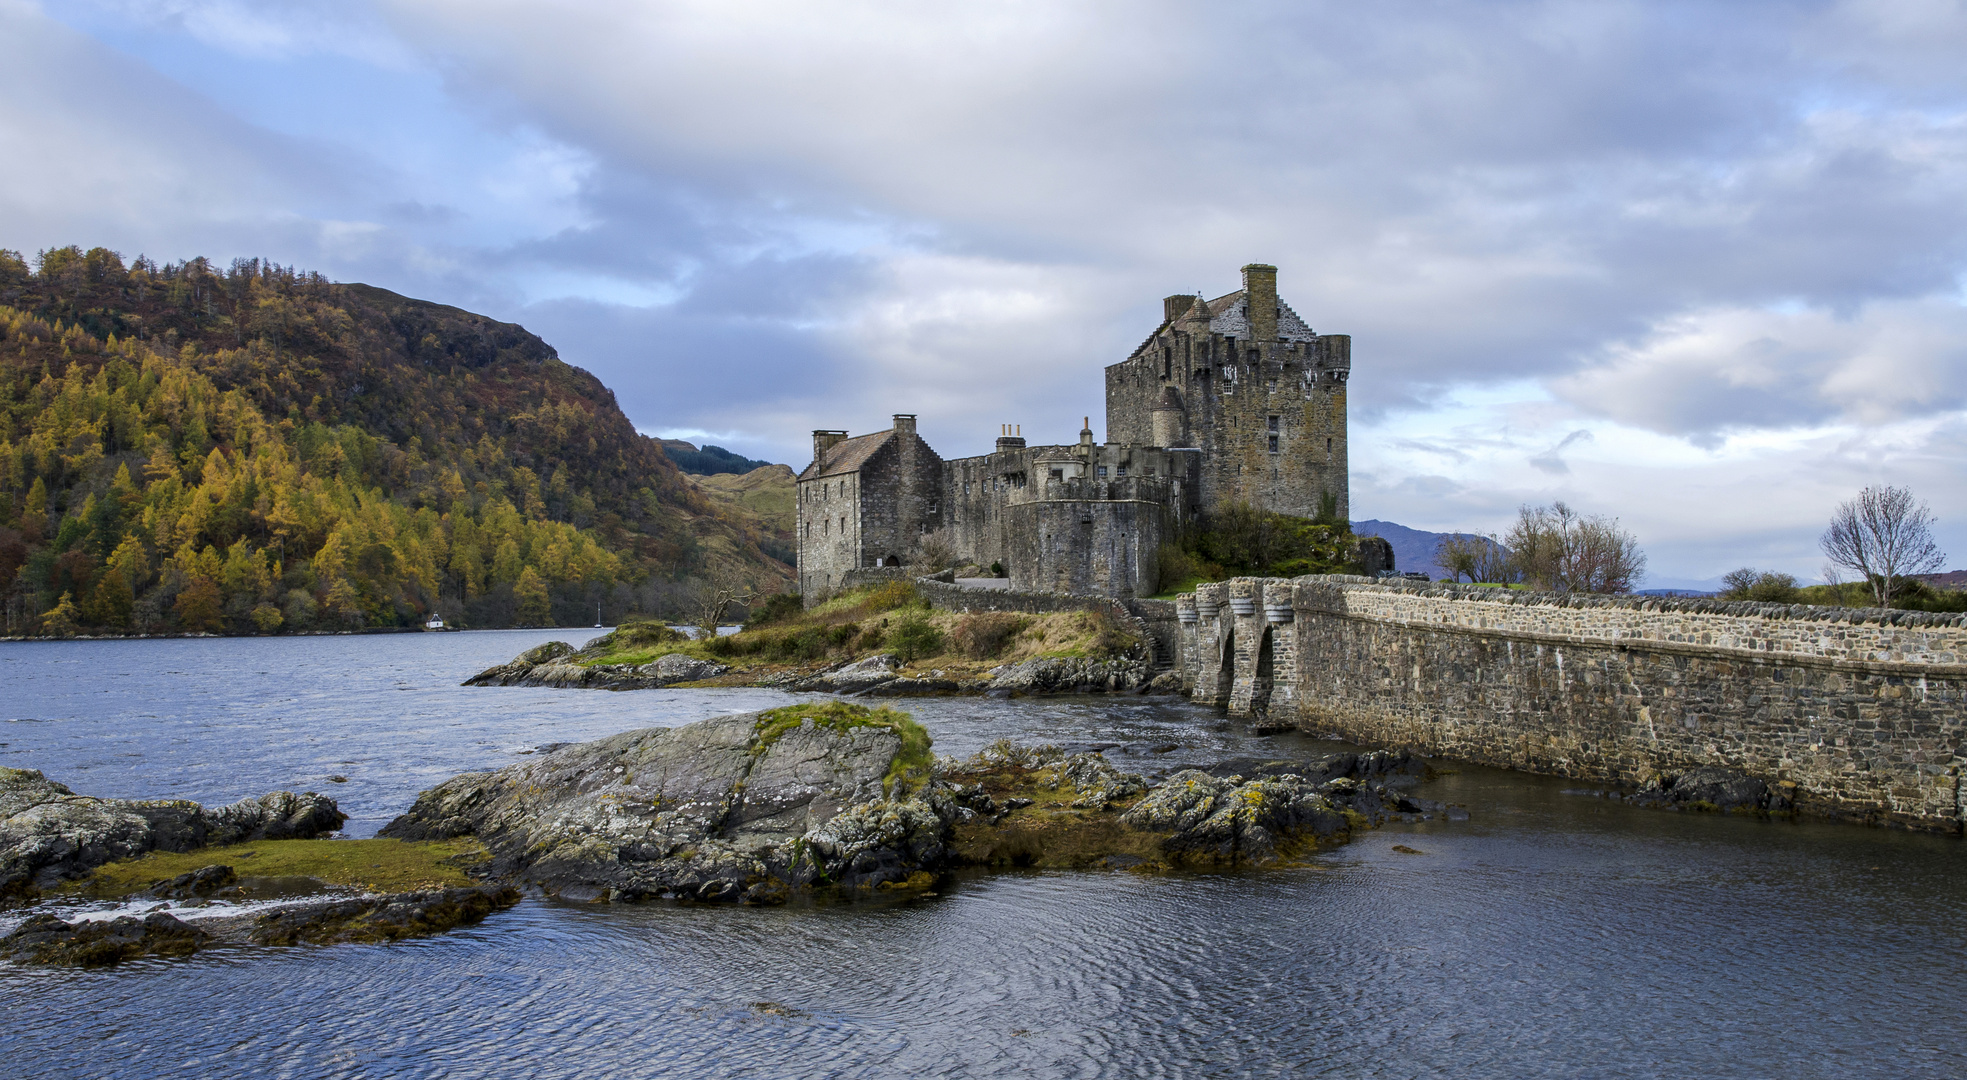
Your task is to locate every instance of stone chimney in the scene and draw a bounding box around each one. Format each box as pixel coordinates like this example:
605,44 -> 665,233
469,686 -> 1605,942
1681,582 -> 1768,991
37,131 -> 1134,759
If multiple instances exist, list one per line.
995,423 -> 1025,452
1241,263 -> 1278,343
892,413 -> 917,435
811,429 -> 847,465
1163,294 -> 1199,324
1079,416 -> 1094,450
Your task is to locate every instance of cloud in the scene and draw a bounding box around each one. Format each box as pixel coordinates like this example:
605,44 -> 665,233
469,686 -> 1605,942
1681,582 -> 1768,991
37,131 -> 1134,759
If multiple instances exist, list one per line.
1553,298 -> 1967,439
1528,430 -> 1595,474
11,0 -> 1967,583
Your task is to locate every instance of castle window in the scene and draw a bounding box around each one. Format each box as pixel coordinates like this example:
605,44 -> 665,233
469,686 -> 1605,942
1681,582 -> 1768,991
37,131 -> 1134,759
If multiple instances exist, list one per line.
1266,379 -> 1277,395
840,516 -> 846,533
1267,415 -> 1280,432
1326,437 -> 1333,457
1117,465 -> 1127,477
1161,345 -> 1171,379
1096,466 -> 1108,478
1050,469 -> 1063,481
1268,435 -> 1280,454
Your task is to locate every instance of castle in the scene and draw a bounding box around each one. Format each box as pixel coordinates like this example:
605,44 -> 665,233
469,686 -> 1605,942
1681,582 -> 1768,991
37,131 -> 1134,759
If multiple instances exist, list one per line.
796,264 -> 1351,599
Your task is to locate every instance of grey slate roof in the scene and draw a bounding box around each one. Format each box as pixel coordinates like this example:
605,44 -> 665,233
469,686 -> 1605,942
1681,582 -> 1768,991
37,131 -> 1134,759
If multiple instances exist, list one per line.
797,430 -> 892,482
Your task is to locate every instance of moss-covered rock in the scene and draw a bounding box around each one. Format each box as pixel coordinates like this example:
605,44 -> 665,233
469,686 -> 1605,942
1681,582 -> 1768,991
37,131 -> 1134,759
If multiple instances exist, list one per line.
1,768 -> 346,901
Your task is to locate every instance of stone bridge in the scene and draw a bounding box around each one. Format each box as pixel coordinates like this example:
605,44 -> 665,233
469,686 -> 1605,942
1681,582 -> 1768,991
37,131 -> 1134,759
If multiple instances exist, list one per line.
1175,575 -> 1967,833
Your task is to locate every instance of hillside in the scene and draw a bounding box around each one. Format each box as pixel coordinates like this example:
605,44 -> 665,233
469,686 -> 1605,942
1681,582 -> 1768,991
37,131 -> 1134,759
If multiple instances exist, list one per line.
0,245 -> 790,636
683,464 -> 796,568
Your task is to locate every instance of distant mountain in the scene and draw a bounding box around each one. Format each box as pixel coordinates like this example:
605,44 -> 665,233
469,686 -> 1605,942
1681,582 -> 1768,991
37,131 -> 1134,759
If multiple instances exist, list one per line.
660,439 -> 779,476
0,244 -> 790,636
1349,519 -> 1461,579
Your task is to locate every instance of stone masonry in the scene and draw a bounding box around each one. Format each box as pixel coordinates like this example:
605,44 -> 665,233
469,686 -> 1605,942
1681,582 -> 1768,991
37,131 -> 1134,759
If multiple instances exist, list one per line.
796,264 -> 1351,598
1175,575 -> 1967,832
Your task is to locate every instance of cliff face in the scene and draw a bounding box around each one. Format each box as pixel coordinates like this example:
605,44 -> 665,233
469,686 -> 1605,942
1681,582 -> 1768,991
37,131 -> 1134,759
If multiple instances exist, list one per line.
0,245 -> 789,635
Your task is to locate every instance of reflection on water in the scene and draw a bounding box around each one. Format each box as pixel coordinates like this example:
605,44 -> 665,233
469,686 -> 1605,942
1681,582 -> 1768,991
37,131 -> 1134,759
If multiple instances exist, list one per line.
1,632 -> 1963,1079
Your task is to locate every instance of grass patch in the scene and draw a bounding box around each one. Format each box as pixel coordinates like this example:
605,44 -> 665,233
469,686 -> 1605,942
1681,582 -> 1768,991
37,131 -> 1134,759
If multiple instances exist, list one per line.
561,582 -> 1138,674
751,701 -> 933,795
58,837 -> 492,899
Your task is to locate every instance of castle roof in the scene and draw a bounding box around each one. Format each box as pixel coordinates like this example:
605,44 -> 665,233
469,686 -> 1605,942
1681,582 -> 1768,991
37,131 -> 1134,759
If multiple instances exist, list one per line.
1204,290 -> 1317,343
798,429 -> 892,482
1125,289 -> 1318,359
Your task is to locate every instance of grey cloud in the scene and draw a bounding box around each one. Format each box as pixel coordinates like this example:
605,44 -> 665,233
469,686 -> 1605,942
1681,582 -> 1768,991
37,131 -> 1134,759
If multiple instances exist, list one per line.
368,0 -> 1967,441
1528,429 -> 1595,474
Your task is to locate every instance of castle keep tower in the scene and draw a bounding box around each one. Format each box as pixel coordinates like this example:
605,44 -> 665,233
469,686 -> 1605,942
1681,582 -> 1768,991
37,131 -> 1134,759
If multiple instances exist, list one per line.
795,263 -> 1346,600
1103,264 -> 1349,521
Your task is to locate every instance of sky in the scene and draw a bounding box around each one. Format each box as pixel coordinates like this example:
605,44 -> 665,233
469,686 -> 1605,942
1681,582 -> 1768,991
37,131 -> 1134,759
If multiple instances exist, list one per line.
6,0 -> 1967,588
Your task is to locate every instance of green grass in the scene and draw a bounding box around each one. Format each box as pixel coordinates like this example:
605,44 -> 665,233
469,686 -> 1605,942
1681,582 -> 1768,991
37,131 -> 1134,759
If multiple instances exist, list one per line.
58,838 -> 492,898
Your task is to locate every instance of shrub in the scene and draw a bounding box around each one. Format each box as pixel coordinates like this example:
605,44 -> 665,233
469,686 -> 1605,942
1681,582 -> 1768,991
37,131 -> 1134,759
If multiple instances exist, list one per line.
592,619 -> 687,654
1085,609 -> 1140,660
864,580 -> 919,613
887,612 -> 946,663
746,592 -> 803,629
951,612 -> 1029,659
1719,568 -> 1802,603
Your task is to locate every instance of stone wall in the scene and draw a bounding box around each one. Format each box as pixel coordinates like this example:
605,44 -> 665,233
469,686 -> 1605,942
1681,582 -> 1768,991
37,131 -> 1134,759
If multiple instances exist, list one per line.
1175,576 -> 1967,832
796,469 -> 863,597
1003,477 -> 1170,598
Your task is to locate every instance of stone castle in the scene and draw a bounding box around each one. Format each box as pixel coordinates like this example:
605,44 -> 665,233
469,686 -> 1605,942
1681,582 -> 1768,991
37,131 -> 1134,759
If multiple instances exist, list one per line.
796,264 -> 1351,598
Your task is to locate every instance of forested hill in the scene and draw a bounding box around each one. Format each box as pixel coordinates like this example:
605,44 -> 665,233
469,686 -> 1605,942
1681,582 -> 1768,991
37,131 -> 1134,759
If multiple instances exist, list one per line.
0,245 -> 790,637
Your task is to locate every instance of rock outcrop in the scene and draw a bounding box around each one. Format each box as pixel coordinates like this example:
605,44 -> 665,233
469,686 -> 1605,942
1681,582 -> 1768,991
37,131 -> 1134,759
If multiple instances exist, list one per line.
463,641 -> 731,690
1,768 -> 346,900
381,704 -> 947,902
1628,766 -> 1797,815
382,707 -> 1459,903
2,911 -> 211,967
246,886 -> 520,945
984,656 -> 1150,694
466,640 -> 1156,696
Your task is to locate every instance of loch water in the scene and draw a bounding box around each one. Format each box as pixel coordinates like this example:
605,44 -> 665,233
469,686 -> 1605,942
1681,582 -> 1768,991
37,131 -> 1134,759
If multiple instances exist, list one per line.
1,631 -> 1962,1080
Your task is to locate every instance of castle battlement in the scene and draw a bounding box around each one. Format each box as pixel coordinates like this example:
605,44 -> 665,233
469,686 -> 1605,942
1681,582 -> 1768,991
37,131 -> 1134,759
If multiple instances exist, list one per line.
796,265 -> 1348,599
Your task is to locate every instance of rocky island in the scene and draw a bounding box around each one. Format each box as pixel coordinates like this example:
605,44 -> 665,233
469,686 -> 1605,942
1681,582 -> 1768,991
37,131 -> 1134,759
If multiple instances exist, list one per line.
3,702 -> 1457,965
463,582 -> 1174,696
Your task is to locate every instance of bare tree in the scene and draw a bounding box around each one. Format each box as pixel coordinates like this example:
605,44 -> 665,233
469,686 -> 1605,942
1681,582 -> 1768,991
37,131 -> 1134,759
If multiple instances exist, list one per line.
1434,534 -> 1482,582
685,571 -> 755,639
1505,502 -> 1646,594
915,528 -> 957,572
1471,534 -> 1519,585
1819,485 -> 1945,609
1437,532 -> 1518,584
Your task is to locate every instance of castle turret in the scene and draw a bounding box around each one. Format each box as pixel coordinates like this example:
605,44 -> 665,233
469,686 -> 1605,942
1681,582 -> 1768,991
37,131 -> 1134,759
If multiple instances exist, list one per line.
1151,385 -> 1186,448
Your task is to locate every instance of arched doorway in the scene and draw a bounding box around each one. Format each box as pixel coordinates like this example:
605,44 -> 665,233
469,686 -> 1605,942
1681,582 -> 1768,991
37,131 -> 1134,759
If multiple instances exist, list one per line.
884,555 -> 902,567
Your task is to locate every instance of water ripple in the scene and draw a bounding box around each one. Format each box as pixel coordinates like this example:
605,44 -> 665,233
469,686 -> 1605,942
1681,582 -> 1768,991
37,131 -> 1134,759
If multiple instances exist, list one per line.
1,634 -> 1963,1078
